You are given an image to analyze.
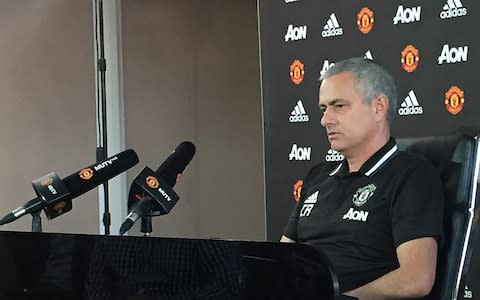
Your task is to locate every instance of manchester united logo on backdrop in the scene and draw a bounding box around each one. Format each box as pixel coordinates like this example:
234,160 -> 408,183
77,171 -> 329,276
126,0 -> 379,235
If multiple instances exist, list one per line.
352,184 -> 376,207
401,45 -> 419,72
289,59 -> 305,84
293,180 -> 303,202
445,86 -> 465,115
357,7 -> 374,34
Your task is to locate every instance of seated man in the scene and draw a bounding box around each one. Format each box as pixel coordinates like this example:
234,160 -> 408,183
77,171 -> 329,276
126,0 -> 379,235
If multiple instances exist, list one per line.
281,58 -> 444,299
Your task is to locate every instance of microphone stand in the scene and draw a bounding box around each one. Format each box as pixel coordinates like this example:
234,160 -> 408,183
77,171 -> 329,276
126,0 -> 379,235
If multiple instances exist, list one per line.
94,0 -> 111,235
141,215 -> 152,237
31,210 -> 42,233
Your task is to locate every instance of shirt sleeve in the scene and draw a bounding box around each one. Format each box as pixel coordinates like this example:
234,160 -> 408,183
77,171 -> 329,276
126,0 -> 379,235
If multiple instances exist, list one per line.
283,202 -> 300,240
391,159 -> 445,248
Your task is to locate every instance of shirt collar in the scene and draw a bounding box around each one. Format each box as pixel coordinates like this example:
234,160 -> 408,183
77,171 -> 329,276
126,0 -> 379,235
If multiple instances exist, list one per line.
329,137 -> 398,177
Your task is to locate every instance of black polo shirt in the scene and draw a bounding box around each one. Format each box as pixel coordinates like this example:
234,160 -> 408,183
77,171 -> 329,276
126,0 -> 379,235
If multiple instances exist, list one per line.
283,137 -> 444,293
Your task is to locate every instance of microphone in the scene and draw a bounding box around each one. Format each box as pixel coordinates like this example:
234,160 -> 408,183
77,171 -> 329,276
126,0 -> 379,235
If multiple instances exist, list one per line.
0,149 -> 139,225
119,141 -> 195,235
154,141 -> 196,187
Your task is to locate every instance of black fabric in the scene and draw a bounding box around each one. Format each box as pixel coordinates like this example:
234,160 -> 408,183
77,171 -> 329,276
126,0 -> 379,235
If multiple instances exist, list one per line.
283,138 -> 444,293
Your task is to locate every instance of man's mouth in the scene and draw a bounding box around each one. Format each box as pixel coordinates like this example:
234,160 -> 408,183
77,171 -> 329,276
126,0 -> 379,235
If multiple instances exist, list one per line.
328,132 -> 339,137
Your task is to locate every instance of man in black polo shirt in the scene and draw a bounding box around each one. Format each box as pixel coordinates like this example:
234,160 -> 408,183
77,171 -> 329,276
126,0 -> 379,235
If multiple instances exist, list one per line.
281,58 -> 444,299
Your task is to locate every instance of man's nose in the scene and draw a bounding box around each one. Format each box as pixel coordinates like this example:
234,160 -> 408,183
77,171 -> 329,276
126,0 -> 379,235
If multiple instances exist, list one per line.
320,108 -> 333,127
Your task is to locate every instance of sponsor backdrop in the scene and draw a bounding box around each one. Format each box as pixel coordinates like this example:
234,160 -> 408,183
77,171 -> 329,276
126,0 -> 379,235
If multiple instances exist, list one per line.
258,0 -> 478,298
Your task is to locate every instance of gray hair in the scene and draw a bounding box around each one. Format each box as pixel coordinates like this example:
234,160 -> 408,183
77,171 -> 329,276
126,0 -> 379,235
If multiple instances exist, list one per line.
319,57 -> 397,122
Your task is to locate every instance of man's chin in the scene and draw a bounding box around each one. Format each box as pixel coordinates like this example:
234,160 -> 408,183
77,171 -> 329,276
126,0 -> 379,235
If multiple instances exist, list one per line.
329,143 -> 344,153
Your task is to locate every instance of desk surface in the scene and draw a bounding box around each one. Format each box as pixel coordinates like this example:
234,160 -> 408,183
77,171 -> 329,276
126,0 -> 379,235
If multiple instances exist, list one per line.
0,231 -> 338,300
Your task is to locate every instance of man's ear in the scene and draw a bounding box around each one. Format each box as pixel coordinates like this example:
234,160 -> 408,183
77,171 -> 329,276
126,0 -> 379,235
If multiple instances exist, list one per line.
372,95 -> 389,121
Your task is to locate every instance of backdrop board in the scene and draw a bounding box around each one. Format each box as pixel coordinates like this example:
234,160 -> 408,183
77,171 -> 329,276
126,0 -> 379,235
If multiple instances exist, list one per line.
258,0 -> 479,298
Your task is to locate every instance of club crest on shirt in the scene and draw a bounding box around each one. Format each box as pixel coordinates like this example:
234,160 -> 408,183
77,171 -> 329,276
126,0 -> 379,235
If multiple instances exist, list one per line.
352,184 -> 376,207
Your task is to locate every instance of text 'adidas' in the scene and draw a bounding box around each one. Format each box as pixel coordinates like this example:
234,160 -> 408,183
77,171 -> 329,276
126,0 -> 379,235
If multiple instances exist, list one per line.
322,13 -> 343,38
398,90 -> 423,115
440,0 -> 467,19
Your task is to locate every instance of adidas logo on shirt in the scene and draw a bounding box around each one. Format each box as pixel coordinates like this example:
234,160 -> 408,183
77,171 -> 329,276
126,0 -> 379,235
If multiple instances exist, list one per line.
364,50 -> 374,60
325,149 -> 344,161
322,13 -> 343,38
305,191 -> 319,204
289,100 -> 309,123
398,90 -> 423,115
300,191 -> 318,217
440,0 -> 467,19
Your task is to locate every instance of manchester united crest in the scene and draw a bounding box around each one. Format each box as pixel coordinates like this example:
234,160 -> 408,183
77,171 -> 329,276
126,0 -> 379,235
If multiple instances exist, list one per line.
293,179 -> 303,202
445,86 -> 465,115
357,7 -> 374,34
79,168 -> 94,180
401,45 -> 419,73
146,176 -> 160,189
289,59 -> 305,85
40,177 -> 54,186
352,184 -> 376,207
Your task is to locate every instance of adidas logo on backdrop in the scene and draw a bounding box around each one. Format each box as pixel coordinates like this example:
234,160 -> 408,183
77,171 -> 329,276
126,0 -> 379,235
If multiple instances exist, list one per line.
364,50 -> 374,60
325,149 -> 344,162
440,0 -> 467,19
289,100 -> 309,123
322,13 -> 343,38
320,60 -> 335,76
398,90 -> 423,115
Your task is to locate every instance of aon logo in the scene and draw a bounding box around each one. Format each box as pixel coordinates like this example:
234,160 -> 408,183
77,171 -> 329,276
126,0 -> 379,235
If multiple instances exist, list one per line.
289,144 -> 311,161
342,208 -> 369,221
438,44 -> 468,64
284,25 -> 307,42
393,6 -> 421,24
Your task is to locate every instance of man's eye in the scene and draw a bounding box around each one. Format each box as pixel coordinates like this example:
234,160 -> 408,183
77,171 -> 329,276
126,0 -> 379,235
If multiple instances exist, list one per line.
320,107 -> 326,113
335,104 -> 344,109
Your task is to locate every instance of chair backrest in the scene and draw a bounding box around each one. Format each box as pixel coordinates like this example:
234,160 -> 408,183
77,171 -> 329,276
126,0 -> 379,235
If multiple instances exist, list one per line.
396,134 -> 480,300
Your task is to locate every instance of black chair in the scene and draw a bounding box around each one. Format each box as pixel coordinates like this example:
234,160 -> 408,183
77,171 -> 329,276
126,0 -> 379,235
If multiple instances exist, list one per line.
397,134 -> 480,300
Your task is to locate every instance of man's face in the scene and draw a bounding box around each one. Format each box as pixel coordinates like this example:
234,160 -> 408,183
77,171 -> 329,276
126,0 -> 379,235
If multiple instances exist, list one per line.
318,71 -> 379,156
